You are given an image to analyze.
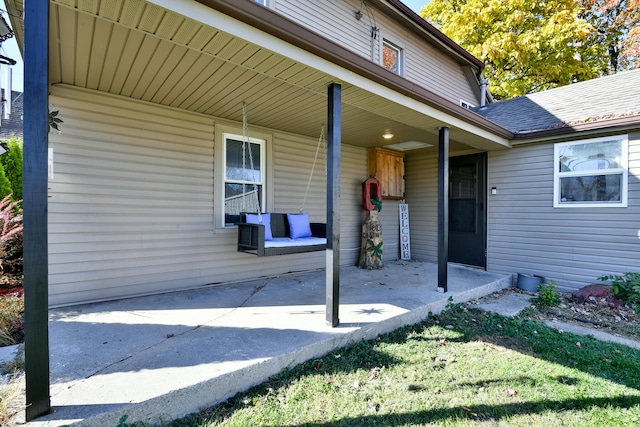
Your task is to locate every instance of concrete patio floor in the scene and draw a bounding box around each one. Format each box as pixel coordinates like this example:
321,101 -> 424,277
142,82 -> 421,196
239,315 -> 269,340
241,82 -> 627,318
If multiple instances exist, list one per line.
23,261 -> 511,426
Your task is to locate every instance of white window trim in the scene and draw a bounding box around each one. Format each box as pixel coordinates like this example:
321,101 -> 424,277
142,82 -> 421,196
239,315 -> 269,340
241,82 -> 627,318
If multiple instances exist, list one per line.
381,38 -> 404,76
214,124 -> 273,230
460,100 -> 475,109
553,134 -> 628,208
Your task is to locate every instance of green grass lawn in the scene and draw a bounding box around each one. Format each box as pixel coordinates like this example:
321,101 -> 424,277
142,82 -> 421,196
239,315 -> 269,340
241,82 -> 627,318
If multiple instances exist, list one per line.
155,304 -> 640,426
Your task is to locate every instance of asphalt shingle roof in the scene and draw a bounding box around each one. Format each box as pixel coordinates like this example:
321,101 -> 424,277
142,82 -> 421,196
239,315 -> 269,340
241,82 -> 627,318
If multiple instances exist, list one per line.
0,89 -> 23,140
473,69 -> 640,134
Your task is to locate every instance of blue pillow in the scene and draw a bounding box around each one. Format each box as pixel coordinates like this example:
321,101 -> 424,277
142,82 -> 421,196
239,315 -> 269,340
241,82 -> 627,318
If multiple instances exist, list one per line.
245,213 -> 272,240
287,213 -> 312,239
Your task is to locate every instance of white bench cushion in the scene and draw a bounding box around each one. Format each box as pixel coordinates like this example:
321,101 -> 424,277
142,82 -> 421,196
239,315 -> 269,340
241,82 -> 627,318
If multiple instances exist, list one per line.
264,237 -> 327,248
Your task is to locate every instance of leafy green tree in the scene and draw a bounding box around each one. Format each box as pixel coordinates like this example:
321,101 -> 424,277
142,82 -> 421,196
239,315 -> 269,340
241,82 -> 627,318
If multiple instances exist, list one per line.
0,163 -> 12,200
0,137 -> 23,200
421,0 -> 608,99
580,0 -> 640,72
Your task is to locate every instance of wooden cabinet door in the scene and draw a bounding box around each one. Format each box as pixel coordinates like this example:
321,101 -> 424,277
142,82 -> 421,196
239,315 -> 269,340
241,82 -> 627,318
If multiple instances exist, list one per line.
368,148 -> 405,199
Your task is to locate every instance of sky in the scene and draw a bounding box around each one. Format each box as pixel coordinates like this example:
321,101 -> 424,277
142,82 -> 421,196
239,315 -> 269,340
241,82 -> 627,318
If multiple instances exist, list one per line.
0,1 -> 428,93
402,0 -> 428,14
0,9 -> 23,92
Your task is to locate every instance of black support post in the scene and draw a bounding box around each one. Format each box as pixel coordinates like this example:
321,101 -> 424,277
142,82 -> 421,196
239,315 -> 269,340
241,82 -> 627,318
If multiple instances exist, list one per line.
23,0 -> 51,420
326,83 -> 341,327
438,127 -> 449,292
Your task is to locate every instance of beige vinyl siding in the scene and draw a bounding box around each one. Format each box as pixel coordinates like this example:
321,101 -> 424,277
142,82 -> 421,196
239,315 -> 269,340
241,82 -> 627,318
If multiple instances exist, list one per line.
271,132 -> 366,266
340,145 -> 370,264
272,0 -> 479,105
379,200 -> 402,261
48,85 -> 216,305
404,149 -> 439,262
487,133 -> 640,290
272,131 -> 327,220
274,0 -> 373,61
48,85 -> 365,305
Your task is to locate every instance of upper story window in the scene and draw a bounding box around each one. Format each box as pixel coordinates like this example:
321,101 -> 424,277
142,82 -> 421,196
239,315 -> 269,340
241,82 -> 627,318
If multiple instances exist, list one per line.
382,40 -> 402,75
553,135 -> 628,208
254,0 -> 267,5
460,100 -> 475,109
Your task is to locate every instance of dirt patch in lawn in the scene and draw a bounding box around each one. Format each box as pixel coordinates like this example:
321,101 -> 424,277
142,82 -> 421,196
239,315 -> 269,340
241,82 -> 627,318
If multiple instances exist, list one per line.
473,286 -> 640,342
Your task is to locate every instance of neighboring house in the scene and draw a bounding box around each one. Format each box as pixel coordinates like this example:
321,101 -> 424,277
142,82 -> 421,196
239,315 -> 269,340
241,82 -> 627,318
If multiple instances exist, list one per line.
0,89 -> 23,140
7,0 -> 639,306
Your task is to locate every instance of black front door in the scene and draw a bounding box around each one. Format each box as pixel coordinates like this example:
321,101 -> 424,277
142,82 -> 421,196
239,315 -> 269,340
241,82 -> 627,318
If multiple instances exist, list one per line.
448,153 -> 487,268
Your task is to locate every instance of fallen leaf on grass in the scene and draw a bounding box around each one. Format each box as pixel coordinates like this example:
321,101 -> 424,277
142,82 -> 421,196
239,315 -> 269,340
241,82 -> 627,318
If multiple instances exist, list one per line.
576,342 -> 583,349
368,367 -> 381,380
506,387 -> 516,396
439,338 -> 447,345
352,380 -> 360,389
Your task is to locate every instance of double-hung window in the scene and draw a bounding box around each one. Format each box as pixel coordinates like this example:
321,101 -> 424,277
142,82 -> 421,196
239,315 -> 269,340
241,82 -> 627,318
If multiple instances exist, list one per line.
221,132 -> 267,226
382,39 -> 403,75
553,135 -> 628,207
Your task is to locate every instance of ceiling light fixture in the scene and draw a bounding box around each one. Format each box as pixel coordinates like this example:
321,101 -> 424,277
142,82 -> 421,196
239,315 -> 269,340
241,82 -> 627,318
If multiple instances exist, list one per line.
382,132 -> 394,139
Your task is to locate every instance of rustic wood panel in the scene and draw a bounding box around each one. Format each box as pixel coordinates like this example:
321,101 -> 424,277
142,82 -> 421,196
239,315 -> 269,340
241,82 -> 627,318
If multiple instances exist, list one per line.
368,148 -> 405,199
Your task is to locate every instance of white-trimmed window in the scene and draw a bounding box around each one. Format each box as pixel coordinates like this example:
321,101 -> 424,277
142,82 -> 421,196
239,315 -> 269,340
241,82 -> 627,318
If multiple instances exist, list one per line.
460,100 -> 475,109
553,135 -> 628,207
254,0 -> 267,5
382,39 -> 403,75
215,127 -> 271,228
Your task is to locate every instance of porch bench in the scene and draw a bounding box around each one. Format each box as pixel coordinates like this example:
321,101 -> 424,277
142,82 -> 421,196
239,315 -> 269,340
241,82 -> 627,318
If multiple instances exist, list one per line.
237,212 -> 326,256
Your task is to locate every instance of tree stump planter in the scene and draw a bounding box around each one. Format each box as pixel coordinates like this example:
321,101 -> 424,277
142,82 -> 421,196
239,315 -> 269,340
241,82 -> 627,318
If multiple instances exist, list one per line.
358,210 -> 383,269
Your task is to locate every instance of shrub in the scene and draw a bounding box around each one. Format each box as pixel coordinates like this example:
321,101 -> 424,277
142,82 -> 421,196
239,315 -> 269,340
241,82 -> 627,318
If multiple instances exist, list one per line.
0,370 -> 22,425
599,272 -> 640,308
0,195 -> 23,274
0,295 -> 23,346
0,137 -> 22,200
532,281 -> 560,307
0,164 -> 11,201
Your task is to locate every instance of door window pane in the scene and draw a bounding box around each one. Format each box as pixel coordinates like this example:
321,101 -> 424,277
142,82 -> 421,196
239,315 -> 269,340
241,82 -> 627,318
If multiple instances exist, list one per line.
449,165 -> 477,233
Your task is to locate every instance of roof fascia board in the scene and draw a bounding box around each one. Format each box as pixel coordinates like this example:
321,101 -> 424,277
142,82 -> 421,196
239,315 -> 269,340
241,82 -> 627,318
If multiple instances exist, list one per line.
371,0 -> 485,69
149,0 -> 511,146
511,116 -> 640,142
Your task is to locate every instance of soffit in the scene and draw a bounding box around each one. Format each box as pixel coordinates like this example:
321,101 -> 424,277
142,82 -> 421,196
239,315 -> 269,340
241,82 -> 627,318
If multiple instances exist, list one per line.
3,0 -> 23,56
48,0 -> 505,151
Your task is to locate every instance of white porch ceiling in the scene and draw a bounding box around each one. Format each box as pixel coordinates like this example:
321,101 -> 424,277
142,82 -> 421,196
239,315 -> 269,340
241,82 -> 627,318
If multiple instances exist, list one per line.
48,0 -> 506,151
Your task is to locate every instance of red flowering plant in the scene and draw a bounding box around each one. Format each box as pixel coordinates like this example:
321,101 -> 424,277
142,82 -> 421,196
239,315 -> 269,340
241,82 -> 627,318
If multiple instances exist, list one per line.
0,195 -> 24,346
